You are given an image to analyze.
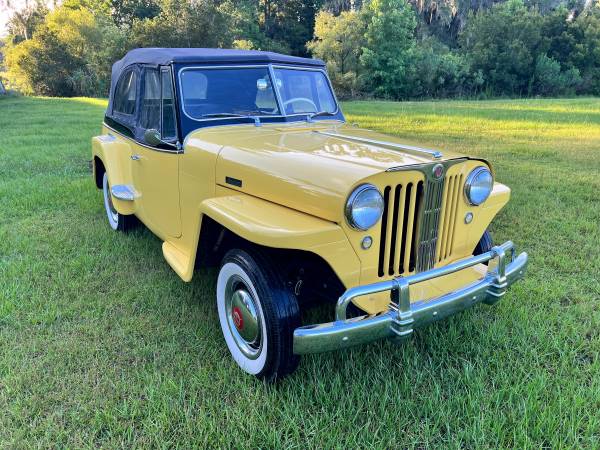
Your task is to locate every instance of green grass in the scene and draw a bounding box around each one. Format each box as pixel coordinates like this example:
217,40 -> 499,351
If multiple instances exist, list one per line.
1,96 -> 599,448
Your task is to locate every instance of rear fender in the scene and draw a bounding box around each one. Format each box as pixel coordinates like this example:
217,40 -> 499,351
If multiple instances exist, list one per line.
92,132 -> 135,215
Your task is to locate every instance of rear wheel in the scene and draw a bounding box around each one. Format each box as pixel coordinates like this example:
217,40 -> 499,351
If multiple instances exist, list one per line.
102,172 -> 136,232
217,248 -> 300,382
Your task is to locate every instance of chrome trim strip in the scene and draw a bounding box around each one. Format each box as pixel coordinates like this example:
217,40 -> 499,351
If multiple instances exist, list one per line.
110,184 -> 137,201
97,134 -> 116,143
268,64 -> 285,115
102,122 -> 183,154
314,131 -> 443,159
293,241 -> 528,354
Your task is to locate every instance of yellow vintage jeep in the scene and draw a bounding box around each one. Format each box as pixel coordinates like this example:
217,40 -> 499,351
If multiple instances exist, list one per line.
92,48 -> 528,381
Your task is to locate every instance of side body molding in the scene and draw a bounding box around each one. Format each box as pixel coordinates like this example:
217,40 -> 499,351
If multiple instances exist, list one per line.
162,193 -> 361,288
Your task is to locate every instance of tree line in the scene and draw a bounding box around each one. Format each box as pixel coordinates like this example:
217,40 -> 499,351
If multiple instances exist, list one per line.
1,0 -> 599,99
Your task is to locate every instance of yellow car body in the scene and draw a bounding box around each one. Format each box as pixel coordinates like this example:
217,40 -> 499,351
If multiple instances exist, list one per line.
92,48 -> 527,379
94,121 -> 510,313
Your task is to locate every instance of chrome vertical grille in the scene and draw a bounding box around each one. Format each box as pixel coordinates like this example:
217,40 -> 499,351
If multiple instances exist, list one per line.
377,162 -> 466,279
415,178 -> 446,272
436,173 -> 464,263
377,181 -> 423,277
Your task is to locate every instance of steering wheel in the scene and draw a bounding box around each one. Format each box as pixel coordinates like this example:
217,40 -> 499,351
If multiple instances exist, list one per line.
282,97 -> 318,114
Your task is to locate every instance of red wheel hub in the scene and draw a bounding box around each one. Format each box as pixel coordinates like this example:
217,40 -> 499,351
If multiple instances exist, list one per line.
232,306 -> 244,330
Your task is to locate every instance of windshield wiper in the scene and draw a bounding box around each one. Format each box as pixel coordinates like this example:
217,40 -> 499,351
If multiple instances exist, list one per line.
307,111 -> 336,122
201,112 -> 263,126
200,113 -> 251,119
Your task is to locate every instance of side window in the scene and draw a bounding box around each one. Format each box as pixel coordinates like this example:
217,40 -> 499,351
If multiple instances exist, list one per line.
140,68 -> 160,130
161,69 -> 176,140
113,70 -> 137,115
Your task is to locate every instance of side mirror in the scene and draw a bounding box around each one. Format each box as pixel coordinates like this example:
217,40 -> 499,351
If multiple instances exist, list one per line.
144,128 -> 163,147
257,78 -> 268,91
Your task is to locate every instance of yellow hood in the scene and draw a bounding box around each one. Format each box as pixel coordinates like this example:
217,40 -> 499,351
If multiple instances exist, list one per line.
186,122 -> 466,222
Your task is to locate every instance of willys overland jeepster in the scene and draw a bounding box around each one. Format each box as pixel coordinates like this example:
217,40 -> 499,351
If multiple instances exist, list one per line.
92,48 -> 528,381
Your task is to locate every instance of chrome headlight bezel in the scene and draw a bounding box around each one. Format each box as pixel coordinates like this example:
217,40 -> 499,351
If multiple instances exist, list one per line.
464,166 -> 493,206
345,184 -> 384,231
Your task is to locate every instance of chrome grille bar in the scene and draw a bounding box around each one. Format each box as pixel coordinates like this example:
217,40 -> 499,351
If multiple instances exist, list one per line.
415,178 -> 446,272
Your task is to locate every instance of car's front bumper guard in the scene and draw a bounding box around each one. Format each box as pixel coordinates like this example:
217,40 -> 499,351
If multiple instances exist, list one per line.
293,241 -> 528,355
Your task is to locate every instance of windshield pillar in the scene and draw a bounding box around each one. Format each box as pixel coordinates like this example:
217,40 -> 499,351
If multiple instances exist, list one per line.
268,64 -> 286,117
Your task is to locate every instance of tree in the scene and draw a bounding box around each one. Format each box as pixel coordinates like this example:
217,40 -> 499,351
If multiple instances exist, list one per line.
4,25 -> 84,95
3,6 -> 123,96
543,8 -> 600,94
307,10 -> 366,96
130,0 -> 231,48
360,0 -> 417,98
253,0 -> 327,56
219,0 -> 290,53
5,1 -> 49,43
460,0 -> 545,96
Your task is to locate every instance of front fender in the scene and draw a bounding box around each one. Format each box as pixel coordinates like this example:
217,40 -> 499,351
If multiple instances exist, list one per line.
163,192 -> 361,286
199,194 -> 361,288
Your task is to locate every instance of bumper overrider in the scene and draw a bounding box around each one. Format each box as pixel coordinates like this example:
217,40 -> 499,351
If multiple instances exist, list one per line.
293,241 -> 528,354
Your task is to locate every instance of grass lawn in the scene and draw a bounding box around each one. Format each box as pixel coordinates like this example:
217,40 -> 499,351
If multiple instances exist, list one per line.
1,95 -> 599,448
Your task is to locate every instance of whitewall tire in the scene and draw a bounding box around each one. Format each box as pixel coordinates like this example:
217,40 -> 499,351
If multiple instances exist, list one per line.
217,248 -> 300,381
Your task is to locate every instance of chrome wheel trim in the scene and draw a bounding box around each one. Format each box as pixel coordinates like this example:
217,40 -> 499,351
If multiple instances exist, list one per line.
102,173 -> 119,230
224,277 -> 262,359
217,262 -> 268,374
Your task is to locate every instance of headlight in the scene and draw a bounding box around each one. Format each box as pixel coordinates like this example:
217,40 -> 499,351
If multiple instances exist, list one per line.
345,184 -> 384,230
464,166 -> 493,205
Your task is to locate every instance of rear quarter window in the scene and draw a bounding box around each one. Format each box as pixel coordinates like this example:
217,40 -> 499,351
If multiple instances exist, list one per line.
113,70 -> 137,115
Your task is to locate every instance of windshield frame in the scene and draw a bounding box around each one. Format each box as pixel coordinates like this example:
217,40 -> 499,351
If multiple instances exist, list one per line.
177,63 -> 341,124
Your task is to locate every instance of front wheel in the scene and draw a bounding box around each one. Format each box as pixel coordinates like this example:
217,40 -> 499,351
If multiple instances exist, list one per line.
474,229 -> 494,256
217,248 -> 300,382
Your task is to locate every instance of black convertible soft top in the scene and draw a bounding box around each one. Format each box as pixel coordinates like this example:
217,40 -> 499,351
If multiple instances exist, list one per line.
106,48 -> 335,140
112,47 -> 325,72
107,47 -> 325,121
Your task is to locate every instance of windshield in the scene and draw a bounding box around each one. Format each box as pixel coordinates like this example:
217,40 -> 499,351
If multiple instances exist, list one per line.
179,66 -> 337,121
272,68 -> 337,115
180,67 -> 281,120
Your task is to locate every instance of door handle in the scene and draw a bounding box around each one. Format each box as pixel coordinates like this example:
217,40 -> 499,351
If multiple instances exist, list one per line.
131,154 -> 141,161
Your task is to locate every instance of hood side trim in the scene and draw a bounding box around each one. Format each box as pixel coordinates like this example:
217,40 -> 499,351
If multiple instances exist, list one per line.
314,130 -> 443,160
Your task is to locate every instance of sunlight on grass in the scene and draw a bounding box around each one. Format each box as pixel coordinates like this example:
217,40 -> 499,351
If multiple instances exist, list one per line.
0,96 -> 598,447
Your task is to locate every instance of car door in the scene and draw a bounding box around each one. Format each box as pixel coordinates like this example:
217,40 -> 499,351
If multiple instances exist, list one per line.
130,66 -> 182,238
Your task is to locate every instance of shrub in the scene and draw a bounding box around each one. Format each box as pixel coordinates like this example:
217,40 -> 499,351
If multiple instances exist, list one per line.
533,54 -> 582,95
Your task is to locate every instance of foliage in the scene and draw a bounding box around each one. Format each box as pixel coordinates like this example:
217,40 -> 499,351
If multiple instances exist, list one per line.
533,54 -> 582,95
0,0 -> 599,98
129,0 -> 231,49
543,8 -> 600,94
5,1 -> 49,43
360,0 -> 417,98
460,0 -> 546,96
307,10 -> 366,97
404,36 -> 483,98
3,7 -> 122,96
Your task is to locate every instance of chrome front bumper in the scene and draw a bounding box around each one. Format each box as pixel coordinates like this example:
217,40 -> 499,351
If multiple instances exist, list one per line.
293,241 -> 528,355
